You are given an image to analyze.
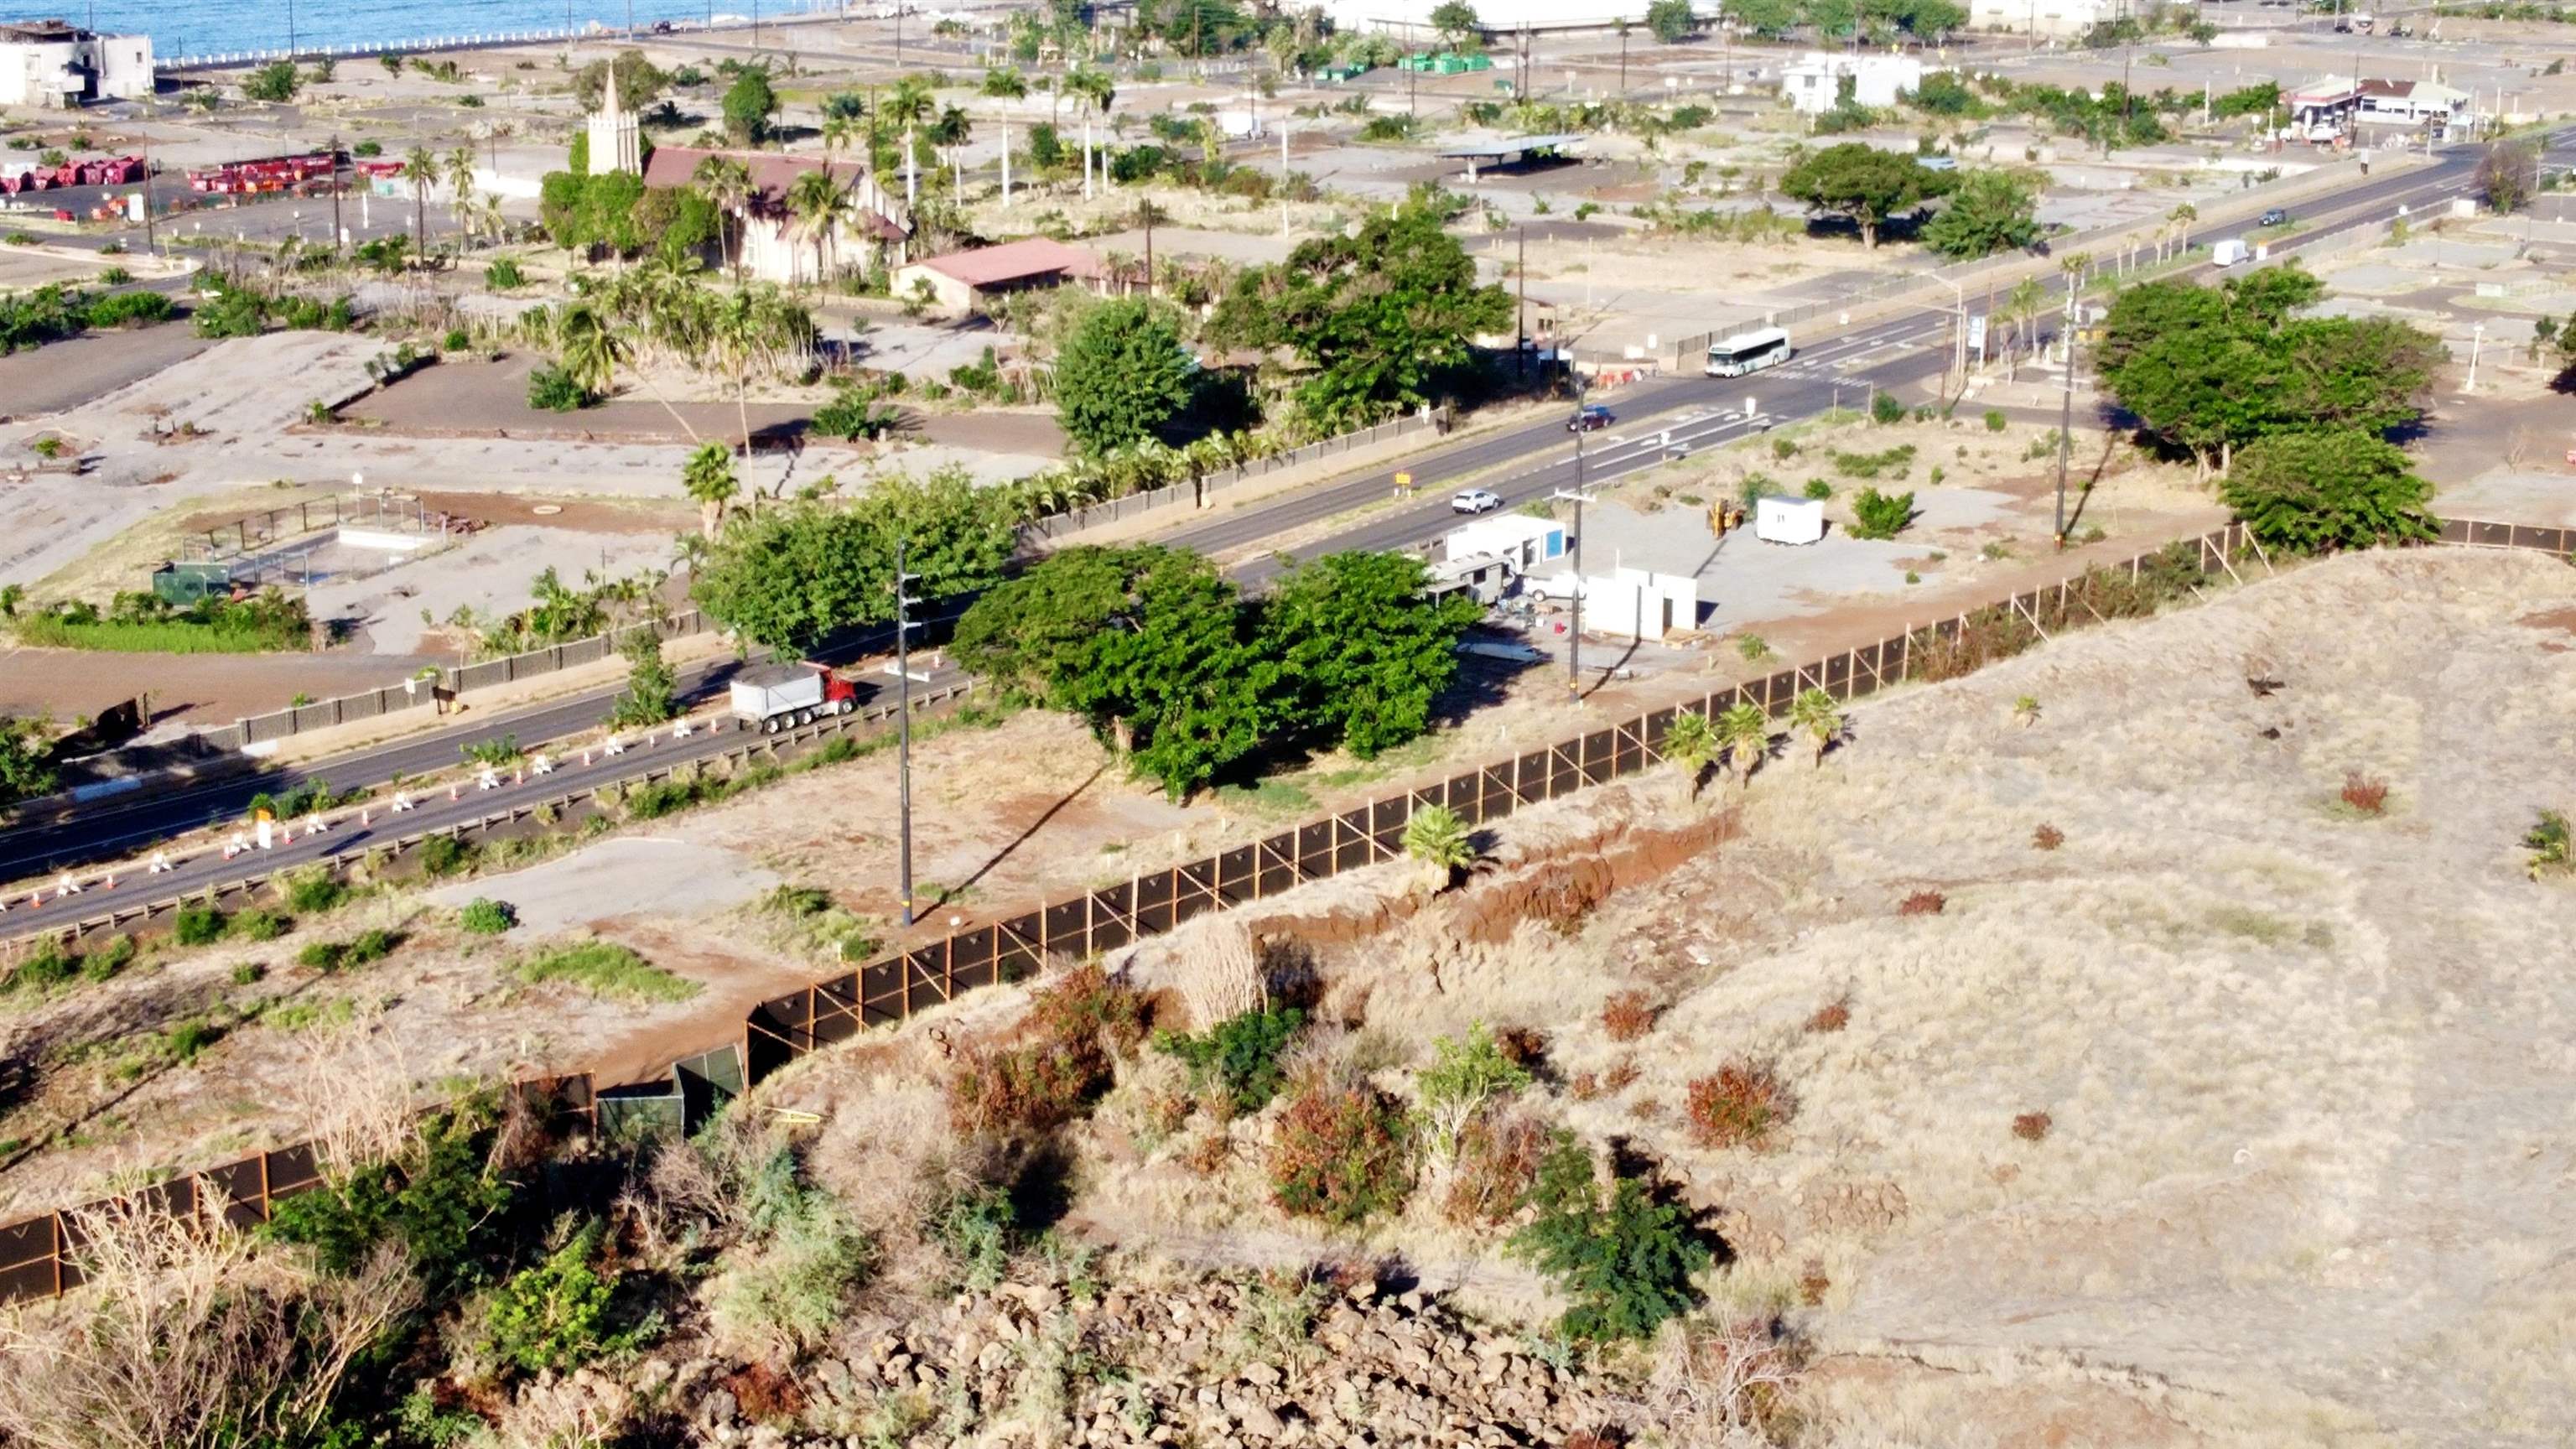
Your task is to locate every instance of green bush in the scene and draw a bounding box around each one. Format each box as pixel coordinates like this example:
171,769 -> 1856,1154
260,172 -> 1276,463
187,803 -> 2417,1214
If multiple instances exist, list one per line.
1848,487 -> 1917,541
6,941 -> 76,993
85,290 -> 174,329
80,934 -> 136,982
1155,1006 -> 1305,1117
418,834 -> 472,877
485,257 -> 525,289
932,1184 -> 1015,1291
527,362 -> 589,412
1984,408 -> 2008,431
164,1015 -> 221,1062
460,897 -> 517,934
231,908 -> 291,942
443,327 -> 471,351
1509,1140 -> 1711,1342
231,961 -> 266,984
1802,479 -> 1832,501
286,870 -> 347,913
706,1154 -> 873,1359
513,939 -> 697,1002
263,1104 -> 513,1295
174,905 -> 229,945
480,1221 -> 649,1374
298,928 -> 397,973
1870,389 -> 1906,425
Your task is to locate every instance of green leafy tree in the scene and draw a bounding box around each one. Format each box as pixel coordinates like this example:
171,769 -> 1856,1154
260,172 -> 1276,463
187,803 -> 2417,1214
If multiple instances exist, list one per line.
2220,429 -> 2438,553
610,630 -> 679,727
0,715 -> 57,808
692,465 -> 1015,654
1257,551 -> 1478,759
1646,0 -> 1700,42
1210,203 -> 1511,428
571,48 -> 668,111
1055,299 -> 1197,454
242,59 -> 301,102
1509,1140 -> 1711,1342
1429,0 -> 1483,47
1779,143 -> 1949,247
1727,0 -> 1800,34
1919,168 -> 2041,260
721,65 -> 779,145
2479,137 -> 2539,216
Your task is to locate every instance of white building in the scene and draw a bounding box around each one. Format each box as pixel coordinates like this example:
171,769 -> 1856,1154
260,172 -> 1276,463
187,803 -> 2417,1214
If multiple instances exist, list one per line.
0,18 -> 152,108
1444,515 -> 1566,574
1966,0 -> 2118,39
1782,53 -> 1928,114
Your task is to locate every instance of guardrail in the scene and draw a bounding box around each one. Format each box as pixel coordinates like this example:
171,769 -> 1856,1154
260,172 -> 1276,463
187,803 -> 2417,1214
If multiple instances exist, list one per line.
4,517 -> 2568,1304
1015,412 -> 1445,544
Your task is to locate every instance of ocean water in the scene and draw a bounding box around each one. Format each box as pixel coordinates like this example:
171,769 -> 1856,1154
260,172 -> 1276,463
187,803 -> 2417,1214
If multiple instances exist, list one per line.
57,0 -> 844,65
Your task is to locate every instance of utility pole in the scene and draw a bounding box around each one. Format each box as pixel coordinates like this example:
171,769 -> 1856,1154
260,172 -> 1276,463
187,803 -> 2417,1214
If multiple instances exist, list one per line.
1555,479 -> 1594,694
287,0 -> 297,58
1516,225 -> 1527,381
2054,253 -> 2087,548
1141,198 -> 1154,293
140,134 -> 155,255
327,132 -> 341,252
894,538 -> 920,927
1618,21 -> 1628,94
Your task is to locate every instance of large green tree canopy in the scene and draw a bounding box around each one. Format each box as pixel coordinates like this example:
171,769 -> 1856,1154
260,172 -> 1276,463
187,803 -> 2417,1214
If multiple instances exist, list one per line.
691,465 -> 1014,653
1257,551 -> 1479,759
1778,143 -> 1953,247
1054,299 -> 1197,456
1210,203 -> 1512,429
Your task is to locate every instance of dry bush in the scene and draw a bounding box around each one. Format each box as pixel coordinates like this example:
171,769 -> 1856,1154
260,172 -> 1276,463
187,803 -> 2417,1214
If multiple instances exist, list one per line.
1266,1082 -> 1415,1225
721,1362 -> 808,1423
1685,1062 -> 1792,1151
1897,890 -> 1946,917
1603,1060 -> 1642,1093
0,1196 -> 419,1449
2339,771 -> 2390,817
2013,1110 -> 2054,1142
2032,822 -> 2065,850
1166,915 -> 1266,1029
280,1010 -> 423,1176
1798,1263 -> 1831,1306
1601,989 -> 1660,1042
948,963 -> 1146,1140
1441,1109 -> 1551,1227
1804,998 -> 1850,1035
484,1369 -> 635,1449
1493,1024 -> 1549,1069
1566,1433 -> 1620,1449
1646,1317 -> 1800,1445
1183,1128 -> 1233,1174
1569,1071 -> 1602,1100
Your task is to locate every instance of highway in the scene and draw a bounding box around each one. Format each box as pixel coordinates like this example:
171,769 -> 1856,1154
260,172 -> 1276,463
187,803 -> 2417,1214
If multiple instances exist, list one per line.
0,126 -> 2546,921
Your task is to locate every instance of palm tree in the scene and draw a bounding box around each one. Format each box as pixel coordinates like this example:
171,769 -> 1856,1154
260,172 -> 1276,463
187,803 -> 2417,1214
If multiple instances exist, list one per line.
884,75 -> 937,213
444,145 -> 477,250
2163,201 -> 2197,263
784,168 -> 848,291
821,111 -> 862,169
681,439 -> 738,540
1403,802 -> 1475,891
2003,275 -> 2044,382
1663,709 -> 1718,801
554,300 -> 625,399
708,284 -> 767,460
930,103 -> 973,205
399,145 -> 436,259
693,154 -> 753,286
1789,688 -> 1844,767
1716,701 -> 1769,787
980,65 -> 1028,100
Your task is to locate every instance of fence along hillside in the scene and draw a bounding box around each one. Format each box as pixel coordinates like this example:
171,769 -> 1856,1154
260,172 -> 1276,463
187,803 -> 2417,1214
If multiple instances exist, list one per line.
2,517 -> 2568,1304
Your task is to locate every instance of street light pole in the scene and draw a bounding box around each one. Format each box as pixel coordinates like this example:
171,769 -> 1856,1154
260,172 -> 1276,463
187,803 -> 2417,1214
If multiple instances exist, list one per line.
2054,252 -> 2089,548
894,538 -> 920,927
1555,374 -> 1594,695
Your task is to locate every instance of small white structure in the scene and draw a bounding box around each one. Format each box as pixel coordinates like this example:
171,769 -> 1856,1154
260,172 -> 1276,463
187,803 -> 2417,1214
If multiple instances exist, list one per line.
1444,515 -> 1566,574
586,60 -> 643,177
0,19 -> 152,108
1782,53 -> 1927,115
1543,567 -> 1699,640
1754,496 -> 1826,546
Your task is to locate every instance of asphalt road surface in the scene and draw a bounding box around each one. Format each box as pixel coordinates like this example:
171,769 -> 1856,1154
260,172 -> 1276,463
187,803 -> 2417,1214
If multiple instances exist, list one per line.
0,127 -> 2549,910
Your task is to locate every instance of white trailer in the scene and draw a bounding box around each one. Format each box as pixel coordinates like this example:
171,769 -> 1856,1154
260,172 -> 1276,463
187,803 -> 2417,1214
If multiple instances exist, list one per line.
728,662 -> 855,733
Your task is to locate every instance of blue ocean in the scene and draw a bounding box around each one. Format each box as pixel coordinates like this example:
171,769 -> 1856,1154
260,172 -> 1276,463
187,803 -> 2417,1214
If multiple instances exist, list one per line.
48,0 -> 840,65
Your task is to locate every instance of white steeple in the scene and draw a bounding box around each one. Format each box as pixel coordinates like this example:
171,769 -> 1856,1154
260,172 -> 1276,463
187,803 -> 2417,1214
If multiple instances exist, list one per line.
588,60 -> 641,176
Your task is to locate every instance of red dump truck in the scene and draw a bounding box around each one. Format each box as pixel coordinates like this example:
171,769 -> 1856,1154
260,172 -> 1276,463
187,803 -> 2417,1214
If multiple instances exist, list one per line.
727,662 -> 859,733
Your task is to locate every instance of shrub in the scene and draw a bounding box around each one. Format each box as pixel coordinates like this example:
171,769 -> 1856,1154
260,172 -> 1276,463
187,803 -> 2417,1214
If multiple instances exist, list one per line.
263,1105 -> 513,1295
1804,998 -> 1850,1034
175,905 -> 229,945
1509,1140 -> 1710,1342
231,908 -> 291,942
1266,1082 -> 1413,1226
1984,408 -> 2007,431
527,362 -> 589,412
1442,1110 -> 1550,1227
1802,479 -> 1832,501
459,897 -> 517,934
299,929 -> 397,973
1416,1023 -> 1535,1156
1870,389 -> 1906,425
418,834 -> 472,877
2339,771 -> 2389,817
932,1184 -> 1015,1291
286,870 -> 346,913
2032,823 -> 2065,850
6,941 -> 76,993
443,327 -> 470,351
1848,487 -> 1916,541
80,934 -> 136,982
705,1185 -> 870,1362
480,1221 -> 648,1375
1684,1062 -> 1791,1150
2012,1110 -> 2053,1141
1898,889 -> 1946,916
514,939 -> 696,1002
1155,1005 -> 1304,1117
2527,809 -> 2572,880
1402,803 -> 1473,875
164,1015 -> 221,1062
1600,990 -> 1658,1042
950,966 -> 1145,1139
86,290 -> 174,329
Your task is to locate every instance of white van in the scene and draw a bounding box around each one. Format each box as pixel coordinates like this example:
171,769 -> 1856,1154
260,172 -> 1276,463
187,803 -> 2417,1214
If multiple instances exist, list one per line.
2211,237 -> 2250,267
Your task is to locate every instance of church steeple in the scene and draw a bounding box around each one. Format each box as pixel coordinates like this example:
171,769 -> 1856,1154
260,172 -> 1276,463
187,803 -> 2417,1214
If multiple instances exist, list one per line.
588,60 -> 641,176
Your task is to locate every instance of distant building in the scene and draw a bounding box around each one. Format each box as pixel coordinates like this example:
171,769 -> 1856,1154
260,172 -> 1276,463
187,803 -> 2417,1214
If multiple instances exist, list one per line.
891,236 -> 1104,317
1318,0 -> 1666,32
1444,514 -> 1566,574
0,18 -> 152,108
637,146 -> 909,287
586,62 -> 641,177
1782,53 -> 1928,115
2359,77 -> 2470,133
2285,75 -> 2364,138
1966,0 -> 2117,39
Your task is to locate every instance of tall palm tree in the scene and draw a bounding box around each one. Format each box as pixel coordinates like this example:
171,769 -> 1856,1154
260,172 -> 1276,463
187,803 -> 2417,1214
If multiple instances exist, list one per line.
2003,275 -> 2044,382
693,154 -> 753,286
821,112 -> 862,169
555,299 -> 625,399
399,145 -> 436,258
929,103 -> 973,205
980,65 -> 1028,100
783,168 -> 848,292
1789,688 -> 1844,767
681,439 -> 738,540
1663,709 -> 1718,801
709,284 -> 766,460
2163,201 -> 2197,263
1716,702 -> 1769,787
444,145 -> 477,250
884,75 -> 937,213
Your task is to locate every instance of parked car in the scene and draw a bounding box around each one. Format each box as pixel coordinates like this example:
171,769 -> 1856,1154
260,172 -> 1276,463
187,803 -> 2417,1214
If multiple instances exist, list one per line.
1567,405 -> 1613,432
1452,488 -> 1504,514
2258,208 -> 2289,226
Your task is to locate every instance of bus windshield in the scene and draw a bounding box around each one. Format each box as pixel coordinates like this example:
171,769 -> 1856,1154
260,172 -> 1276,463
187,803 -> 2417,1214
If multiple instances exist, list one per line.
1706,328 -> 1791,377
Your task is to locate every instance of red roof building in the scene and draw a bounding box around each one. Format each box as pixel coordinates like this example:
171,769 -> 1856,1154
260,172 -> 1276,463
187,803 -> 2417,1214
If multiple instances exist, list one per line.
892,237 -> 1105,316
638,146 -> 910,286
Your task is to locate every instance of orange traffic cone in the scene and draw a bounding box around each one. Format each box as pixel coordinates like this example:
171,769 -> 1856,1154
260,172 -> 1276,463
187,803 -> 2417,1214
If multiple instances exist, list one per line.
102,873 -> 115,890
449,782 -> 460,802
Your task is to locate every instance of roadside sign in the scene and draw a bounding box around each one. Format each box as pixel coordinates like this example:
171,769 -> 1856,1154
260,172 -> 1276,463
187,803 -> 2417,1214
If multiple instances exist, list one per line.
1966,314 -> 1988,361
1394,471 -> 1412,486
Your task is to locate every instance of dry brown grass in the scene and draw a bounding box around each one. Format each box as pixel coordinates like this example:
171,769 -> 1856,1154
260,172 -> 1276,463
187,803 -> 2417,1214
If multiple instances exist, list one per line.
2012,1110 -> 2054,1142
1602,989 -> 1660,1042
1804,998 -> 1851,1035
1165,914 -> 1265,1030
2032,822 -> 2065,850
2339,771 -> 2390,817
1897,890 -> 1946,917
1685,1062 -> 1793,1151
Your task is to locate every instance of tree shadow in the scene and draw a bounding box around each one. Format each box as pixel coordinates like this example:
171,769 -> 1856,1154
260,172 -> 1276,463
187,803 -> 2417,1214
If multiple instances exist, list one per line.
929,761 -> 1108,906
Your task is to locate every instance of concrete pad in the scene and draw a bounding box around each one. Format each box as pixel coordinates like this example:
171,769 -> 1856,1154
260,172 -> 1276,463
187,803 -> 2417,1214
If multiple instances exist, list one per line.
309,524 -> 677,655
423,835 -> 781,937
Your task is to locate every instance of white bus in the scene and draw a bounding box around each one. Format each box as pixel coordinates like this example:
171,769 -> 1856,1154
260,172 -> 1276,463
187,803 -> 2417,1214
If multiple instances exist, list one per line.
1706,326 -> 1793,377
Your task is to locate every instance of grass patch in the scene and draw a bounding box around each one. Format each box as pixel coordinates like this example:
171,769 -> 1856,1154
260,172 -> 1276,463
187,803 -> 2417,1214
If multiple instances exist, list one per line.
512,939 -> 698,1003
1213,778 -> 1317,818
2205,905 -> 2293,946
264,996 -> 356,1032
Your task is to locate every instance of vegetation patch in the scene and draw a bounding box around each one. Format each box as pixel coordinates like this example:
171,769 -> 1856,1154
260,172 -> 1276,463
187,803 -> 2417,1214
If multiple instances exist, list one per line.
511,938 -> 697,1002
